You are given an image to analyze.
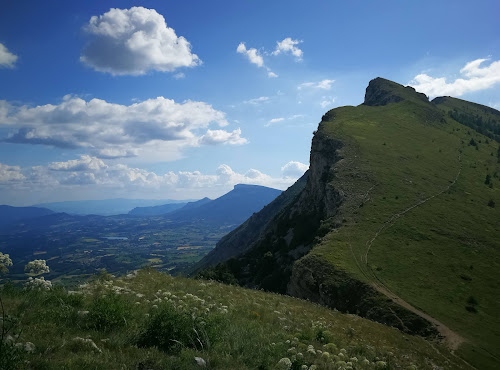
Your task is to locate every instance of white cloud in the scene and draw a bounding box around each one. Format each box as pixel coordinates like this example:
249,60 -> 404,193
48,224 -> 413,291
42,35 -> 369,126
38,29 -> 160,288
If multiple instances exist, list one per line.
95,148 -> 138,159
281,161 -> 308,178
0,159 -> 302,200
236,42 -> 277,78
320,96 -> 336,108
49,155 -> 107,171
298,79 -> 335,90
0,43 -> 18,68
173,72 -> 185,79
0,95 -> 244,159
236,42 -> 264,67
265,114 -> 305,127
80,7 -> 200,75
0,163 -> 25,183
272,37 -> 303,60
408,58 -> 500,97
266,117 -> 284,127
199,128 -> 248,145
243,96 -> 269,105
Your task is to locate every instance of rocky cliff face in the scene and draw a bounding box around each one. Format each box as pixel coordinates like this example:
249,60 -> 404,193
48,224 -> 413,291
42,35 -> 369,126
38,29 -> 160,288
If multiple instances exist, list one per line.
288,255 -> 437,337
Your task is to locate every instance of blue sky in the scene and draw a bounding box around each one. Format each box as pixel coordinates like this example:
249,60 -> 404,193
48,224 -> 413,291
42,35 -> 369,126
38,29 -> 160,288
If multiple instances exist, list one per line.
0,0 -> 499,205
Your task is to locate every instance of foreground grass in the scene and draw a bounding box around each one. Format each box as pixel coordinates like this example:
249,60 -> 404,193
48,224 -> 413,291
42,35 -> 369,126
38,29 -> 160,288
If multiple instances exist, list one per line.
312,99 -> 499,368
1,269 -> 467,369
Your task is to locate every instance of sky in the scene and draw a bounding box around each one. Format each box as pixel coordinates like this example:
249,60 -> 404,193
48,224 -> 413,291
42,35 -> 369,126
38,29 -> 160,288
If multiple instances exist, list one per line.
0,0 -> 499,206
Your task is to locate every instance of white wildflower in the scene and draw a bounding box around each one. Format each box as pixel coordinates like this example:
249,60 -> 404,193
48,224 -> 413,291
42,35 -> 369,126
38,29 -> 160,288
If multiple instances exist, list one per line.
194,356 -> 206,367
0,252 -> 13,274
24,276 -> 52,290
24,259 -> 49,275
276,357 -> 292,370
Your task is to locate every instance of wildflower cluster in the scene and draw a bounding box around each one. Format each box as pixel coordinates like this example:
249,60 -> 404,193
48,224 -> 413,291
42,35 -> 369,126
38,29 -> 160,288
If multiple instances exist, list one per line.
24,276 -> 52,290
0,252 -> 13,274
24,259 -> 50,275
269,315 -> 397,370
3,335 -> 36,354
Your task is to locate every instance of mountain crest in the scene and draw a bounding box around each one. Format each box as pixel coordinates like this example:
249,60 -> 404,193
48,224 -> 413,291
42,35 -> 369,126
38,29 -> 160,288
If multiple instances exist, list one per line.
363,77 -> 428,106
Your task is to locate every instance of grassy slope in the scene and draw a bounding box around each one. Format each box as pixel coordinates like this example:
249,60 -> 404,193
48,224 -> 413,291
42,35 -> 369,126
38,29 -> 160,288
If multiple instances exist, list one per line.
311,95 -> 500,368
1,269 -> 468,369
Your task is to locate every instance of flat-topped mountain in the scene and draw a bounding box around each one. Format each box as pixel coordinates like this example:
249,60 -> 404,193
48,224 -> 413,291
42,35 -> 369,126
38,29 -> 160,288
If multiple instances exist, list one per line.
166,184 -> 282,225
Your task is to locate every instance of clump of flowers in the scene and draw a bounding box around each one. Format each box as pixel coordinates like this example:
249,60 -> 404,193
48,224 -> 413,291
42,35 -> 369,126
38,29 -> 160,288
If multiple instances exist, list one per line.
0,252 -> 13,274
276,357 -> 292,370
25,276 -> 52,290
24,259 -> 50,275
24,259 -> 51,290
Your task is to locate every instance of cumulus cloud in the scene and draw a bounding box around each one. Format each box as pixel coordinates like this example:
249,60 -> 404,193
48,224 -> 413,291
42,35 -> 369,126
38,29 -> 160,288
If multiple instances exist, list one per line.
199,128 -> 247,145
272,38 -> 303,60
0,158 -> 304,200
95,148 -> 138,159
173,72 -> 185,79
0,95 -> 244,159
409,58 -> 500,97
0,163 -> 25,183
0,43 -> 18,68
268,71 -> 278,78
80,7 -> 200,75
298,79 -> 335,90
236,42 -> 264,67
49,155 -> 107,171
281,161 -> 308,178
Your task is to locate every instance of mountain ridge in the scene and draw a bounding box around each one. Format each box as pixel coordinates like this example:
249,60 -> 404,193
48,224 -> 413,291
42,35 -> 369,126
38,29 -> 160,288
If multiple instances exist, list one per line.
196,78 -> 500,368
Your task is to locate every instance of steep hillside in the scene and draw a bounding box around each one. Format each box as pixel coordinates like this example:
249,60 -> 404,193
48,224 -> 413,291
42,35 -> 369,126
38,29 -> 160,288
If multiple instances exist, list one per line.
197,78 -> 500,368
432,96 -> 500,142
0,269 -> 469,369
167,184 -> 282,225
195,173 -> 308,270
0,205 -> 54,227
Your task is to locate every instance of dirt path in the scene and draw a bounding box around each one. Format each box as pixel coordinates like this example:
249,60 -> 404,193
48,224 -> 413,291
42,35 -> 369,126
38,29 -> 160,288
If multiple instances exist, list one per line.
360,153 -> 466,351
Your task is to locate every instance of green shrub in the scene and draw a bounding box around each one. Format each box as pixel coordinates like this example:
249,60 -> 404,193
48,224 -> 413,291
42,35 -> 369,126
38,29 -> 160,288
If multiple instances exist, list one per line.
87,293 -> 131,331
135,303 -> 225,354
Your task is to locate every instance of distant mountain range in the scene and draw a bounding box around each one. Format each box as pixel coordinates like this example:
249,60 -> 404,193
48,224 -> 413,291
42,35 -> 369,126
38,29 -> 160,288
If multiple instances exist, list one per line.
129,185 -> 283,225
34,198 -> 193,216
165,184 -> 282,225
0,205 -> 55,227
